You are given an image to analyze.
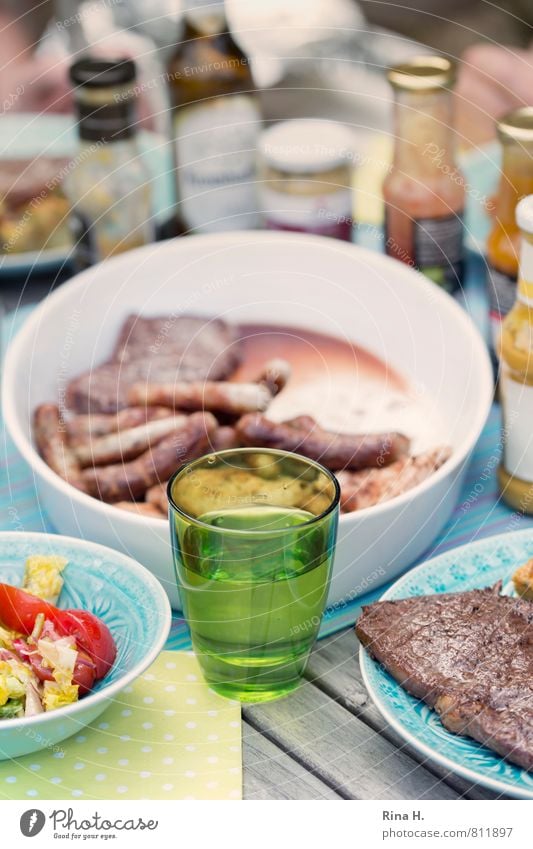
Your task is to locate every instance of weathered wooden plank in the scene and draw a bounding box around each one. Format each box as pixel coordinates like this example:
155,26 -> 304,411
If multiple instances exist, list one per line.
306,629 -> 509,801
243,680 -> 460,800
243,722 -> 341,800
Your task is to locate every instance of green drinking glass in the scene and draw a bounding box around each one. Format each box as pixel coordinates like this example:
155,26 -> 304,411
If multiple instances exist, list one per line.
168,448 -> 340,703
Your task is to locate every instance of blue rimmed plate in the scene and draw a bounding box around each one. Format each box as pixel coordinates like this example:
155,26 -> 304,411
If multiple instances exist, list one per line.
0,532 -> 171,760
360,528 -> 533,799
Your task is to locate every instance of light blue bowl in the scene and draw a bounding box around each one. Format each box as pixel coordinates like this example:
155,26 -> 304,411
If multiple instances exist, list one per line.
0,532 -> 171,760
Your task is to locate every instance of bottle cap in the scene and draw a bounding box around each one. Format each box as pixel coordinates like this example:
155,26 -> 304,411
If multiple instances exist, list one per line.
259,120 -> 355,174
70,58 -> 136,90
497,107 -> 533,145
387,56 -> 456,92
516,195 -> 533,234
69,58 -> 138,143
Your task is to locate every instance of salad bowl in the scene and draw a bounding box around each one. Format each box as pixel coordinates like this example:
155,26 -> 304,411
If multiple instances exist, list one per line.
0,532 -> 171,760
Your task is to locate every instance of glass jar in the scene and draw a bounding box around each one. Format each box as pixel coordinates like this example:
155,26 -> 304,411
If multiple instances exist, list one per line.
498,195 -> 533,513
383,56 -> 465,293
67,58 -> 154,269
258,119 -> 355,240
487,108 -> 533,361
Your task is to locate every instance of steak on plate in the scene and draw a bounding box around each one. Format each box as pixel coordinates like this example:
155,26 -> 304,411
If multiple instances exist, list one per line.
66,315 -> 241,413
356,584 -> 533,771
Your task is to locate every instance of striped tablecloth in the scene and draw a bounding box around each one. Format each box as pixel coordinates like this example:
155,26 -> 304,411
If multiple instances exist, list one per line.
2,274 -> 531,651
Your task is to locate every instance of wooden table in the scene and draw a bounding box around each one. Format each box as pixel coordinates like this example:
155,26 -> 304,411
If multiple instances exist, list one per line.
242,627 -> 509,800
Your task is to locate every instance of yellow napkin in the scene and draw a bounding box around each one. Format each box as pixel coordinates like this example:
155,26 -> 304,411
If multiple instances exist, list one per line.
0,652 -> 241,801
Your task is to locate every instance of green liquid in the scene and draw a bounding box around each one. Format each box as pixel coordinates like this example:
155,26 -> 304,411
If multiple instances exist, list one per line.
174,505 -> 335,702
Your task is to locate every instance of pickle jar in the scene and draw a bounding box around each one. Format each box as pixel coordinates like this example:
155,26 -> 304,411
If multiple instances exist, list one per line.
258,120 -> 355,241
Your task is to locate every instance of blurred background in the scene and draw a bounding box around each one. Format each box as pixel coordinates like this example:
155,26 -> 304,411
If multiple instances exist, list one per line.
1,0 -> 533,317
2,0 -> 533,142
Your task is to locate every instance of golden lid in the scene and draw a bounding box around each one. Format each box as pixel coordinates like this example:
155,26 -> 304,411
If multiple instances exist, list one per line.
387,56 -> 456,92
497,107 -> 533,144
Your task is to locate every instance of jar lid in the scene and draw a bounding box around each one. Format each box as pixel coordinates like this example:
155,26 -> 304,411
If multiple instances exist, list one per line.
516,195 -> 533,234
497,107 -> 533,144
70,58 -> 136,90
259,120 -> 355,174
387,55 -> 456,91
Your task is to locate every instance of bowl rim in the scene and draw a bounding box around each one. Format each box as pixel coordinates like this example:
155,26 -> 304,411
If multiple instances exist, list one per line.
0,531 -> 171,730
2,231 -> 494,528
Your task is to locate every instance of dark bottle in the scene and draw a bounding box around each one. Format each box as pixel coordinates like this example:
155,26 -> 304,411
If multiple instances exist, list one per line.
167,0 -> 261,233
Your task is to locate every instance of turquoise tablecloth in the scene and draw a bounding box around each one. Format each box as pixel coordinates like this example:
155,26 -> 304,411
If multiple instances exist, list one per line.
2,256 -> 531,648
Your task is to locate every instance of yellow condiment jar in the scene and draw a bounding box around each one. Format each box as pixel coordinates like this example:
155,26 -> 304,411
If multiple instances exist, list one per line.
498,194 -> 533,512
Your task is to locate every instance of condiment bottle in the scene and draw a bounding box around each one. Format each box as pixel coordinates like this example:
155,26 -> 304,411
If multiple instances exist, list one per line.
498,195 -> 533,513
487,108 -> 533,361
166,0 -> 261,233
383,56 -> 465,293
68,58 -> 154,269
258,119 -> 355,240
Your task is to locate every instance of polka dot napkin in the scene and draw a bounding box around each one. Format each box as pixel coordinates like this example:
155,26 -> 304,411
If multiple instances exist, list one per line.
0,652 -> 241,800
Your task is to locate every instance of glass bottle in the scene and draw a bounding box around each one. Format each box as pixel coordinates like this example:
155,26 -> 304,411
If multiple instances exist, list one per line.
487,108 -> 533,361
166,0 -> 261,233
383,56 -> 465,294
498,195 -> 533,513
67,58 -> 154,269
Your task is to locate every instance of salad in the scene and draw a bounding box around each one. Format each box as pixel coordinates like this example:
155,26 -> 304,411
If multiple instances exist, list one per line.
0,555 -> 117,718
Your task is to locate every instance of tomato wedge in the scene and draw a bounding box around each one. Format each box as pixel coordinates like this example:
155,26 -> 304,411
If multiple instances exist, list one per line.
56,610 -> 116,679
0,583 -> 116,681
0,584 -> 60,633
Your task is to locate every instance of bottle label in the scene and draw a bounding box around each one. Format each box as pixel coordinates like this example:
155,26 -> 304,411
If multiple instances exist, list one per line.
487,265 -> 516,354
70,204 -> 154,268
501,367 -> 533,483
412,214 -> 464,293
259,185 -> 353,240
384,209 -> 464,293
174,95 -> 261,232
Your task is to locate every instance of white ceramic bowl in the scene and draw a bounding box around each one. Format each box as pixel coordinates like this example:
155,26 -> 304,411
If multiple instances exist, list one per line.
3,232 -> 493,609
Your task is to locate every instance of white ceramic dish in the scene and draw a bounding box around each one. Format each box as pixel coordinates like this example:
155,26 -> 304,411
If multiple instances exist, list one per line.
3,232 -> 493,609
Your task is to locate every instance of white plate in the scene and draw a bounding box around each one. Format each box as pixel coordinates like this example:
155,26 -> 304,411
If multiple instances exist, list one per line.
0,114 -> 174,275
2,231 -> 493,608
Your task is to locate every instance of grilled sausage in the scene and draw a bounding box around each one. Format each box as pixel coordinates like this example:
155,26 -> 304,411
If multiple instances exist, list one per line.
236,413 -> 410,472
82,412 -> 217,502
